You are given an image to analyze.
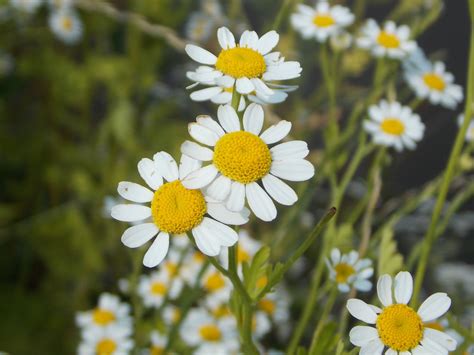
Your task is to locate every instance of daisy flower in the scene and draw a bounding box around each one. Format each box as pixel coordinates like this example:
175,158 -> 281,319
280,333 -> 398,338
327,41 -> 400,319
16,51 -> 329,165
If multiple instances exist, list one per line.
49,8 -> 83,44
180,308 -> 239,354
10,0 -> 42,14
144,331 -> 166,355
458,114 -> 474,142
76,293 -> 132,332
185,12 -> 214,43
257,286 -> 291,324
290,2 -> 355,43
201,265 -> 233,303
138,269 -> 184,308
180,103 -> 315,221
219,230 -> 262,270
181,250 -> 208,284
78,325 -> 134,355
404,50 -> 463,109
346,271 -> 457,354
364,100 -> 425,152
185,26 -> 302,102
110,152 -> 249,267
162,304 -> 182,327
357,20 -> 417,59
326,248 -> 373,293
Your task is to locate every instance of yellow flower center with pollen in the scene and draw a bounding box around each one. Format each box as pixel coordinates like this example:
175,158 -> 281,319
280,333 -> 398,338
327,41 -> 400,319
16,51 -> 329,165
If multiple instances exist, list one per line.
423,73 -> 445,91
216,47 -> 267,79
150,281 -> 167,296
62,16 -> 73,31
165,261 -> 178,276
238,248 -> 251,263
92,309 -> 116,326
258,299 -> 276,315
334,263 -> 355,283
96,339 -> 117,354
204,272 -> 226,292
199,324 -> 222,341
376,304 -> 423,352
313,14 -> 335,27
381,118 -> 405,136
150,346 -> 164,355
213,131 -> 272,184
377,31 -> 400,49
151,180 -> 206,234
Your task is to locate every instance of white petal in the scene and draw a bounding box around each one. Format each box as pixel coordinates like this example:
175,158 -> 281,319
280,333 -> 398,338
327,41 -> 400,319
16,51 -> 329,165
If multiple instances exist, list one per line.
181,140 -> 214,161
226,181 -> 245,212
346,299 -> 378,324
420,336 -> 449,355
236,77 -> 255,94
360,339 -> 384,355
111,204 -> 151,222
217,27 -> 235,49
257,30 -> 279,55
179,154 -> 202,180
138,158 -> 163,190
243,103 -> 264,135
394,271 -> 413,304
417,293 -> 451,322
217,104 -> 240,132
424,328 -> 457,351
271,141 -> 309,160
260,120 -> 292,144
251,78 -> 274,97
206,175 -> 231,201
117,182 -> 154,203
206,202 -> 249,225
190,86 -> 222,101
154,152 -> 179,182
246,182 -> 277,221
188,122 -> 220,146
192,223 -> 220,256
270,159 -> 315,181
377,274 -> 393,307
196,115 -> 225,137
143,232 -> 170,267
181,165 -> 219,189
262,174 -> 297,206
385,348 -> 397,355
201,217 -> 239,246
185,44 -> 217,65
121,223 -> 158,248
349,326 -> 379,347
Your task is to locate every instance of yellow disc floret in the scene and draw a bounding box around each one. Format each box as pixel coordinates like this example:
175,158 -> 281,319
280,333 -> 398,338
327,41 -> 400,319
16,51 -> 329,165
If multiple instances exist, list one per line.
423,73 -> 445,91
96,339 -> 117,354
62,16 -> 73,31
313,14 -> 335,27
92,309 -> 116,326
334,263 -> 355,284
151,180 -> 206,234
376,304 -> 423,352
377,31 -> 400,49
216,47 -> 266,79
150,282 -> 167,296
199,324 -> 222,341
150,345 -> 164,355
381,118 -> 405,136
258,299 -> 276,315
204,272 -> 226,292
213,131 -> 272,184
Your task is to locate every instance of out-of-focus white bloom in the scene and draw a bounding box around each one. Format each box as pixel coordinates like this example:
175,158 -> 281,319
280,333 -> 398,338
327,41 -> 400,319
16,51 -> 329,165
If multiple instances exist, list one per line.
326,248 -> 373,293
458,114 -> 474,142
142,331 -> 167,355
200,266 -> 232,303
291,2 -> 354,43
364,100 -> 425,151
185,12 -> 214,43
76,293 -> 132,332
201,0 -> 222,19
162,304 -> 182,327
435,262 -> 474,296
78,325 -> 134,355
257,286 -> 290,324
138,269 -> 184,308
117,278 -> 130,294
219,230 -> 262,271
253,311 -> 272,340
10,0 -> 42,14
49,8 -> 82,44
181,250 -> 208,284
404,50 -> 463,109
47,0 -> 73,9
357,20 -> 417,59
330,31 -> 353,51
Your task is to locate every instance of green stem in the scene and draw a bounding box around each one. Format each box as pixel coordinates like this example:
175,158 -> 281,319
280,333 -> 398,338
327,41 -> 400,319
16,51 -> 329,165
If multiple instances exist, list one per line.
412,5 -> 474,306
271,0 -> 296,31
231,88 -> 241,111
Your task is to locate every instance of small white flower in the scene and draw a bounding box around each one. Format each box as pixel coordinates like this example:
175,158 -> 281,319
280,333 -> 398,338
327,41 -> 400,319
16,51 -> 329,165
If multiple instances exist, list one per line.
325,248 -> 373,293
111,152 -> 249,267
185,12 -> 214,43
78,325 -> 134,355
458,114 -> 474,142
257,286 -> 291,324
185,27 -> 302,102
219,230 -> 262,271
10,0 -> 42,14
364,100 -> 425,151
291,2 -> 354,43
200,265 -> 233,303
76,293 -> 132,332
162,304 -> 182,327
346,271 -> 458,354
49,8 -> 82,44
181,104 -> 315,221
142,331 -> 167,355
138,269 -> 184,308
330,31 -> 353,51
357,19 -> 417,59
404,50 -> 463,109
181,250 -> 208,284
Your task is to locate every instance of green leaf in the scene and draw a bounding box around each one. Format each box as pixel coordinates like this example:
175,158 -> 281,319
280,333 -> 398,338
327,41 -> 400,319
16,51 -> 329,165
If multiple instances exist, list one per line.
377,228 -> 403,277
243,246 -> 270,298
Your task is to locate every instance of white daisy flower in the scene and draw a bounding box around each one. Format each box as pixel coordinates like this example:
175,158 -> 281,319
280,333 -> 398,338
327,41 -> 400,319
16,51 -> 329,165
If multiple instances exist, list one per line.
162,304 -> 182,327
404,51 -> 463,109
180,308 -> 239,354
111,152 -> 249,267
76,293 -> 132,332
159,247 -> 187,280
458,114 -> 474,142
346,271 -> 458,354
10,0 -> 42,14
290,2 -> 355,43
143,331 -> 166,355
357,20 -> 417,59
181,250 -> 208,284
219,229 -> 262,270
257,286 -> 291,324
180,103 -> 315,221
185,26 -> 302,101
326,248 -> 373,293
78,325 -> 134,355
253,311 -> 272,340
185,12 -> 214,43
49,8 -> 82,44
201,265 -> 233,303
364,100 -> 425,151
138,269 -> 184,308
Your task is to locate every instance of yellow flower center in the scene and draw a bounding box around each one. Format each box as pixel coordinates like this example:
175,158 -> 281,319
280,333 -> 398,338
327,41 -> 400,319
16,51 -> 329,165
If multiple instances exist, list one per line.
377,31 -> 400,49
212,304 -> 231,318
423,73 -> 445,91
381,118 -> 405,136
165,261 -> 178,276
204,272 -> 226,292
258,299 -> 276,315
376,304 -> 423,352
150,346 -> 164,355
216,47 -> 267,79
213,131 -> 272,184
150,281 -> 167,296
151,180 -> 206,234
313,14 -> 335,27
61,16 -> 73,31
96,339 -> 117,354
199,324 -> 222,341
256,275 -> 268,289
92,309 -> 116,326
334,263 -> 355,284
238,248 -> 251,263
